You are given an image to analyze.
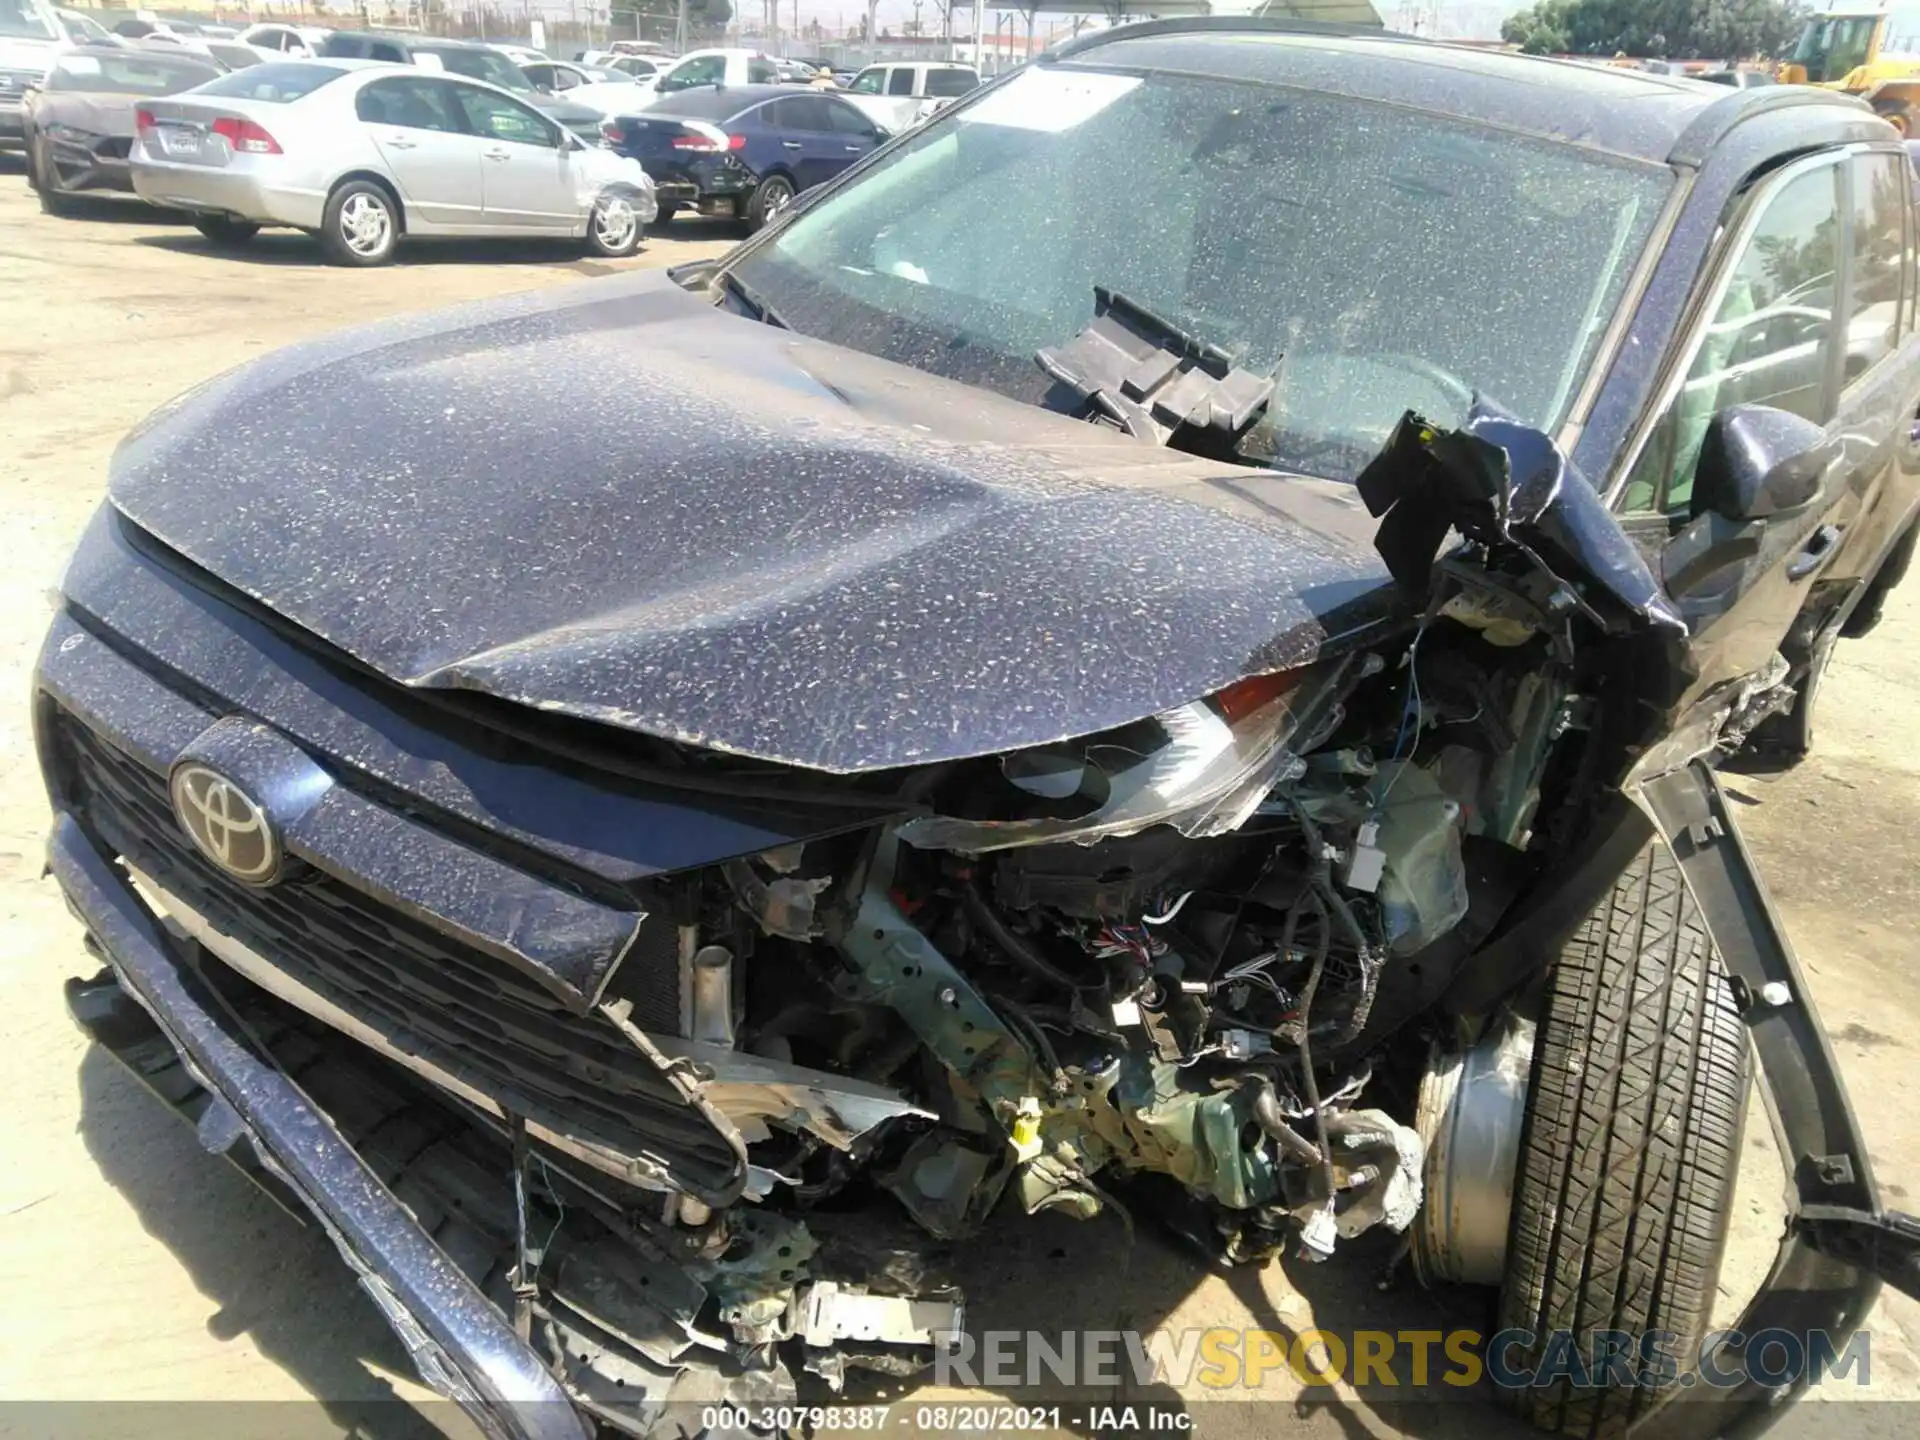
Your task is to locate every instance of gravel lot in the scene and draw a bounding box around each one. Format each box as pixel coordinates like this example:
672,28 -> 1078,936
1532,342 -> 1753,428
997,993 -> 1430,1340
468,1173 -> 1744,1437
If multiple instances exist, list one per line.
2,167 -> 1919,1440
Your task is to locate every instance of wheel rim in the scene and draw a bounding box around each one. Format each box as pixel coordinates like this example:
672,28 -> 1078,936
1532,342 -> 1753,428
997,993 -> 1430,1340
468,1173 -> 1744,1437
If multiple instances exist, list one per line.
339,192 -> 392,256
593,194 -> 637,251
762,180 -> 793,220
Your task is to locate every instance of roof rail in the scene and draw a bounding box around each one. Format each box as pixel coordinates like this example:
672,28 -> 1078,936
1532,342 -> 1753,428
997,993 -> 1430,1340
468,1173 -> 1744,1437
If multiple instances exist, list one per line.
1666,82 -> 1875,166
1040,15 -> 1411,65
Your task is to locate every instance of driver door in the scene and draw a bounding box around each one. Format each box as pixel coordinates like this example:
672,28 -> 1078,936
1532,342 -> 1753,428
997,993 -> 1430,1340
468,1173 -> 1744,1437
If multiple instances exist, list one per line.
1617,148 -> 1920,702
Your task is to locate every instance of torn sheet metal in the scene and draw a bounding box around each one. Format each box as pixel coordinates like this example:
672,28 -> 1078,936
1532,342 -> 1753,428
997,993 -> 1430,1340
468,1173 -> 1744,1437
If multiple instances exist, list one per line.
650,1036 -> 934,1149
1356,403 -> 1686,638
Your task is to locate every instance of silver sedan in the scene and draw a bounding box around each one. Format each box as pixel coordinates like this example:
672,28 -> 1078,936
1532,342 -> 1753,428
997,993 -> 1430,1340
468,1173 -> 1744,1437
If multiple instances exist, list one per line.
129,58 -> 657,265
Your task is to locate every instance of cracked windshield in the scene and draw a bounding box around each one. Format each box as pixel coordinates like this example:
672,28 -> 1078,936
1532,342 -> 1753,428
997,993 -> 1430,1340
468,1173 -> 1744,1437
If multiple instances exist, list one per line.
731,62 -> 1671,479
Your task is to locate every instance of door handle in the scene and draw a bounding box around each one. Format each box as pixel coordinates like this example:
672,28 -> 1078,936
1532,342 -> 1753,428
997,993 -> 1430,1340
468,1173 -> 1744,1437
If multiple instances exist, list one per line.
385,134 -> 417,149
844,144 -> 863,151
781,140 -> 802,149
1788,523 -> 1842,580
484,147 -> 511,161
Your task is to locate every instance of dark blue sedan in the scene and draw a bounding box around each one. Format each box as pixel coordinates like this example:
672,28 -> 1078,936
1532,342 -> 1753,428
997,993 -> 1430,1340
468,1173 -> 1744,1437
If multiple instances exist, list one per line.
604,83 -> 887,229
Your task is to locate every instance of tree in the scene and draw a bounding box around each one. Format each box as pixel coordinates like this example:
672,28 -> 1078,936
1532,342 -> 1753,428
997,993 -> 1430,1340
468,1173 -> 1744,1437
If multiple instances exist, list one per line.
612,0 -> 732,44
1500,0 -> 1804,59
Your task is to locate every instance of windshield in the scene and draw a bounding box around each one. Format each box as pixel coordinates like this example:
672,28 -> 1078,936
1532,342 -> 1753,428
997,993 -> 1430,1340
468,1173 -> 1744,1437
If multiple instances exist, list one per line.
421,46 -> 531,91
0,0 -> 56,41
729,66 -> 1670,480
1791,15 -> 1879,81
46,49 -> 219,92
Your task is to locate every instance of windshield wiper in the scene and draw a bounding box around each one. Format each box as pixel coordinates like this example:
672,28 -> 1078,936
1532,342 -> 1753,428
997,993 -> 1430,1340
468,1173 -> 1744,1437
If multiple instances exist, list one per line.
1036,286 -> 1274,448
714,269 -> 790,330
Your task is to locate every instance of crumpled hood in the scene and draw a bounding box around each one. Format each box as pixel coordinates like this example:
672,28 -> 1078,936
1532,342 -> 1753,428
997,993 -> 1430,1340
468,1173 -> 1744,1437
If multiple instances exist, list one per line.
106,269 -> 1398,773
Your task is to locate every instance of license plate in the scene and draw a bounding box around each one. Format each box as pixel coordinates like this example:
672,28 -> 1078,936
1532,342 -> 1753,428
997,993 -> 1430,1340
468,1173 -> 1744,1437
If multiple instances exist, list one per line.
157,127 -> 201,158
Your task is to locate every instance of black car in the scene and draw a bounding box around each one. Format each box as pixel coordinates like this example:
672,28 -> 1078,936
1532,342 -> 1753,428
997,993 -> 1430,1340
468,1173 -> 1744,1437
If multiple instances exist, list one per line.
605,82 -> 886,226
23,43 -> 219,210
34,20 -> 1920,1440
317,30 -> 608,142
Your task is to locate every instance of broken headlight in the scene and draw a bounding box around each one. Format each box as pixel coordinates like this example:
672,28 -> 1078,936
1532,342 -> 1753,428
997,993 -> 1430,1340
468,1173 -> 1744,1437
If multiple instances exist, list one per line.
897,657 -> 1353,855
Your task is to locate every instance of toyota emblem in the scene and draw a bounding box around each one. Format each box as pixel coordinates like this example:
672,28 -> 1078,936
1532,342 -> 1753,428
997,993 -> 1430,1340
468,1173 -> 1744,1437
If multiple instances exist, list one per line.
170,762 -> 282,885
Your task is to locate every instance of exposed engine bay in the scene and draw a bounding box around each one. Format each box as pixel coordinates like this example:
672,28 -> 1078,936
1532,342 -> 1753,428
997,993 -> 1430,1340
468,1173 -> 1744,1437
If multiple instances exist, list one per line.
674,604 -> 1563,1264
536,410 -> 1691,1408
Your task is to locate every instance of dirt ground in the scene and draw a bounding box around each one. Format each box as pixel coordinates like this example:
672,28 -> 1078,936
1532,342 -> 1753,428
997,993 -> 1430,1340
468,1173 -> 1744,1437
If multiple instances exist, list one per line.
2,168 -> 1919,1440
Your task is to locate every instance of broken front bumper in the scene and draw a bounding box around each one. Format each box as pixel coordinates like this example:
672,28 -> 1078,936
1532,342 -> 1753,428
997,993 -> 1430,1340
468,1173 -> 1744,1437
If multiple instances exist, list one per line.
49,755 -> 1920,1440
50,811 -> 592,1440
1631,762 -> 1919,1438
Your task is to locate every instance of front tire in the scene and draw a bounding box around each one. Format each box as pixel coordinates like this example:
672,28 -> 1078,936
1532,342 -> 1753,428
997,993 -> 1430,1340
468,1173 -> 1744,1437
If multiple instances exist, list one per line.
1875,98 -> 1917,135
1499,839 -> 1749,1437
320,180 -> 398,266
585,188 -> 644,258
192,215 -> 260,247
745,173 -> 795,231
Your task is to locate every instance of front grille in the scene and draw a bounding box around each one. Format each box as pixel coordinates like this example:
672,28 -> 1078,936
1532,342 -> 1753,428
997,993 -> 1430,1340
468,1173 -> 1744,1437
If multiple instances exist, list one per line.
52,709 -> 735,1196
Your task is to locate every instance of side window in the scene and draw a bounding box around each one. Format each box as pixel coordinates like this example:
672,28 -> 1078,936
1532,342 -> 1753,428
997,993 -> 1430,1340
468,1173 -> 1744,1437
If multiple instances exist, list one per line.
1909,151 -> 1920,335
357,77 -> 462,133
370,42 -> 406,63
850,67 -> 883,94
886,67 -> 915,96
453,83 -> 558,147
550,66 -> 581,90
1848,151 -> 1908,377
524,62 -> 554,89
925,68 -> 976,97
778,95 -> 833,132
824,99 -> 875,136
1886,7 -> 1920,57
661,55 -> 722,91
748,58 -> 779,84
1623,162 -> 1843,514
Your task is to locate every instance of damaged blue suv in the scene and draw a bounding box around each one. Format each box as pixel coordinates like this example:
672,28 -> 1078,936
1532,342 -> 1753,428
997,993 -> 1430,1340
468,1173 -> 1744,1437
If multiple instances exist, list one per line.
35,19 -> 1920,1440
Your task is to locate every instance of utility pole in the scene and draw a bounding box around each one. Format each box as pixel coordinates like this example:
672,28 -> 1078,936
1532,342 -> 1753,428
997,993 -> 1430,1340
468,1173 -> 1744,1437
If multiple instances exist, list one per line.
676,0 -> 688,50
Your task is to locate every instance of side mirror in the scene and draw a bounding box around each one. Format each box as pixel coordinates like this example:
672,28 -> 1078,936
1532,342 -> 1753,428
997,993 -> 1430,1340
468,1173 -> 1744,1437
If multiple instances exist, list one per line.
1692,404 -> 1830,521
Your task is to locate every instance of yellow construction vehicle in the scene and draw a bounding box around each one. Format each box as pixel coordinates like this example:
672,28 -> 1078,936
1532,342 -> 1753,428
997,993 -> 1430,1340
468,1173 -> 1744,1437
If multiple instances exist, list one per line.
1777,4 -> 1920,132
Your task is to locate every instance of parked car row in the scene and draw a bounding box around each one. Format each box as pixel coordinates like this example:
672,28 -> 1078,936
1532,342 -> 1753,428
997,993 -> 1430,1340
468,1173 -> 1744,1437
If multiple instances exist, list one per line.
5,2 -> 985,264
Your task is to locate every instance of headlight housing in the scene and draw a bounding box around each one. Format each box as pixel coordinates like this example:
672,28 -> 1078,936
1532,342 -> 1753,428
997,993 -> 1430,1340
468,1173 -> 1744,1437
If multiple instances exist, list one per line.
898,656 -> 1354,854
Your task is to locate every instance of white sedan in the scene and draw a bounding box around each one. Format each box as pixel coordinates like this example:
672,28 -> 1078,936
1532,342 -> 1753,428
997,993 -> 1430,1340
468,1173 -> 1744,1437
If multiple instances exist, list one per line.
129,58 -> 657,266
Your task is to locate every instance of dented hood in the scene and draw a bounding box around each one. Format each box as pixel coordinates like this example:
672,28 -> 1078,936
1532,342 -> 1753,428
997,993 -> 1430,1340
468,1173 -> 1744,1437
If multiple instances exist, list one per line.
106,270 -> 1398,773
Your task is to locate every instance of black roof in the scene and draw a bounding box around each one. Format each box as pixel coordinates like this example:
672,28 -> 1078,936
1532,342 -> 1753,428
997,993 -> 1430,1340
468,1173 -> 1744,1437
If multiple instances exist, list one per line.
1054,23 -> 1872,166
323,29 -> 496,51
648,83 -> 805,120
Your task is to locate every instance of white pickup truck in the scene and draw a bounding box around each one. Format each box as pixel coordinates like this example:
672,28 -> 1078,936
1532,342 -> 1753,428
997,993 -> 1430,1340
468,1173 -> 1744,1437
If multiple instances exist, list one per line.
0,0 -> 64,153
839,60 -> 979,133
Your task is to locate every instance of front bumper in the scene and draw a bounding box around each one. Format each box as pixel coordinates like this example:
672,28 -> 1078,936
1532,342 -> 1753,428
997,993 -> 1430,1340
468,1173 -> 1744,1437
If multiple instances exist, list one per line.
49,811 -> 592,1440
47,762 -> 1920,1439
1628,763 -> 1917,1438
